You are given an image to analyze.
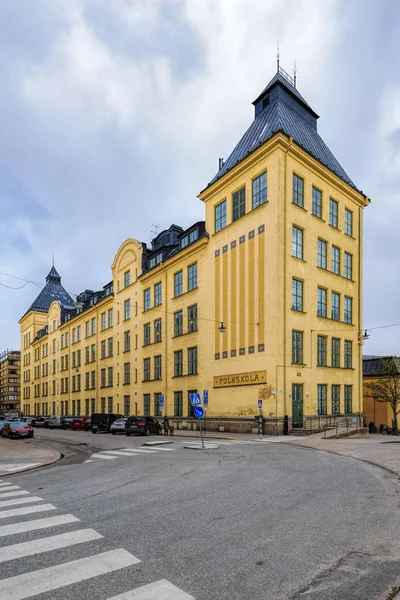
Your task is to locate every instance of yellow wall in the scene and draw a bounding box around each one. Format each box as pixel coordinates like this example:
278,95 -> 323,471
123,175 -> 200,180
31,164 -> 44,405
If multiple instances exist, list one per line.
20,133 -> 368,426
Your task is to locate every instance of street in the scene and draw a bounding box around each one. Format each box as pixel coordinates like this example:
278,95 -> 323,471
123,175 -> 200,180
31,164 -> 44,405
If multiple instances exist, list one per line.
1,430 -> 400,599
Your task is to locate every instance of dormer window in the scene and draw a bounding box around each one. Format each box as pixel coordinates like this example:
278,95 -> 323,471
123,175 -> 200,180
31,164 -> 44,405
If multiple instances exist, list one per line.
180,235 -> 189,249
189,229 -> 198,243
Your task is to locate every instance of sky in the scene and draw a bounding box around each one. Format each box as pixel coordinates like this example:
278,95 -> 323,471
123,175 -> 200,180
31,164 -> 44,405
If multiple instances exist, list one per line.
0,0 -> 399,355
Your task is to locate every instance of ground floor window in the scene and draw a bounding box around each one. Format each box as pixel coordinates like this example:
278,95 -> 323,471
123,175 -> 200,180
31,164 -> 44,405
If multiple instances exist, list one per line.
77,399 -> 81,415
331,385 -> 340,414
124,395 -> 130,416
144,394 -> 150,416
85,399 -> 90,416
187,390 -> 197,417
154,393 -> 161,417
108,397 -> 113,413
174,391 -> 183,417
101,397 -> 106,413
344,385 -> 352,413
317,384 -> 327,415
91,398 -> 95,414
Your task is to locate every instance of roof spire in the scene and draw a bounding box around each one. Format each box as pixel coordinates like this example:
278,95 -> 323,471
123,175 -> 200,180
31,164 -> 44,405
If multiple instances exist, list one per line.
276,42 -> 280,71
52,253 -> 55,267
293,60 -> 298,88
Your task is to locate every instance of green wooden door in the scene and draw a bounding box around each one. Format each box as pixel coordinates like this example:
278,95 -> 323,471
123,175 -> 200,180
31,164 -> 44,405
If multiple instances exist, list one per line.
292,384 -> 303,428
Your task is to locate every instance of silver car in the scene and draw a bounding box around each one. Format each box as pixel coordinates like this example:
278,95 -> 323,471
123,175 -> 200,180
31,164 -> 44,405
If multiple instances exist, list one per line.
110,418 -> 127,434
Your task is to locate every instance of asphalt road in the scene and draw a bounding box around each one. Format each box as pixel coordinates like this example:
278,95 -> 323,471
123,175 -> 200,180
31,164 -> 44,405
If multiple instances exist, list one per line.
1,429 -> 400,600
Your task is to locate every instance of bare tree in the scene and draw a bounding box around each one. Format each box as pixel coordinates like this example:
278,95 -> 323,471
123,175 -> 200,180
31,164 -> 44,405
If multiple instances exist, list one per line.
366,357 -> 400,429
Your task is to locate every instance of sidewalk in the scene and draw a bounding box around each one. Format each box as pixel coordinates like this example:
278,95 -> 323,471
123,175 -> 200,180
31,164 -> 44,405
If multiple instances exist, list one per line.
175,430 -> 400,476
0,439 -> 60,476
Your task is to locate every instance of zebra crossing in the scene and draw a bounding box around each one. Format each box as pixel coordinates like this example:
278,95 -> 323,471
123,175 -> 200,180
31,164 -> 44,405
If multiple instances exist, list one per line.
84,445 -> 177,463
0,480 -> 194,599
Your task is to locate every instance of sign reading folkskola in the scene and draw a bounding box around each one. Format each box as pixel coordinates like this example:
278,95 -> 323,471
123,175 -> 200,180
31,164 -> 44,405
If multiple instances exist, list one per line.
213,370 -> 267,389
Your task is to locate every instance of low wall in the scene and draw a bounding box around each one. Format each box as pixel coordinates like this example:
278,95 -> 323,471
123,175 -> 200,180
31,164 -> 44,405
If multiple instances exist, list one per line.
171,417 -> 285,435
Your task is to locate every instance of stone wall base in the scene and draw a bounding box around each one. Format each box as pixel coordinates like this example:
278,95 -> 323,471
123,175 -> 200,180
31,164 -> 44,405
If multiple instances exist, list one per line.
172,417 -> 284,436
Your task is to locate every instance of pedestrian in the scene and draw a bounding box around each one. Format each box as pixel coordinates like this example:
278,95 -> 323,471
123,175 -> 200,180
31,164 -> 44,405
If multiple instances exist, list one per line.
169,422 -> 174,436
163,415 -> 169,436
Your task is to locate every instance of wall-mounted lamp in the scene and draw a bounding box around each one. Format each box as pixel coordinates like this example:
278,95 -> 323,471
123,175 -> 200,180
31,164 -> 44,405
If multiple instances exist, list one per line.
362,330 -> 370,341
219,322 -> 226,333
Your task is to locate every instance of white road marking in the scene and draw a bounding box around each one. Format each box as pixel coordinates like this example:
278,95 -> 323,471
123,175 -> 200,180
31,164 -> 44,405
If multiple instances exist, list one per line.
90,453 -> 117,460
0,463 -> 41,473
0,528 -> 103,563
120,448 -> 157,454
0,490 -> 30,499
0,485 -> 20,492
0,504 -> 56,519
0,514 -> 79,537
100,450 -> 140,457
0,496 -> 42,508
145,447 -> 175,451
0,482 -> 12,487
0,548 -> 140,599
106,579 -> 195,599
84,460 -> 94,463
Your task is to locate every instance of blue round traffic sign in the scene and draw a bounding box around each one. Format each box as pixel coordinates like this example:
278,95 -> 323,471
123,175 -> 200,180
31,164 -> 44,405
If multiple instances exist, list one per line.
193,405 -> 204,419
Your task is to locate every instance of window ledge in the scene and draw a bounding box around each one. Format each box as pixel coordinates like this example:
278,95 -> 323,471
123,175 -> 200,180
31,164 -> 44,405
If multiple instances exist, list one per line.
292,202 -> 307,212
311,214 -> 325,223
317,266 -> 355,283
143,303 -> 163,314
316,365 -> 355,370
291,256 -> 307,263
172,373 -> 198,378
123,349 -> 131,353
291,309 -> 307,314
172,287 -> 198,301
329,224 -> 341,232
172,329 -> 198,338
316,315 -> 355,326
142,340 -> 163,348
344,233 -> 356,240
142,379 -> 163,383
291,363 -> 307,366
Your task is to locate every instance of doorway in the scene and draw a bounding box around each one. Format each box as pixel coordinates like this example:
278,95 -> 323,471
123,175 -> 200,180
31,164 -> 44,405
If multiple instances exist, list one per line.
292,384 -> 303,428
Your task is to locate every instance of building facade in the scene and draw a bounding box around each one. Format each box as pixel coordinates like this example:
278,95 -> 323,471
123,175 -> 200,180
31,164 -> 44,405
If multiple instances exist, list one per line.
20,68 -> 369,431
363,355 -> 399,429
0,350 -> 21,415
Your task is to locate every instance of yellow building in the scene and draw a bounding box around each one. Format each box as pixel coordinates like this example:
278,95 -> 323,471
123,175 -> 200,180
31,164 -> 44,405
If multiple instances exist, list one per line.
20,67 -> 369,432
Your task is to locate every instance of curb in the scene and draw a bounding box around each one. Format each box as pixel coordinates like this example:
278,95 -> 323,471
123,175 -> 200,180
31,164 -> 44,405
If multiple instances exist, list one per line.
0,439 -> 61,477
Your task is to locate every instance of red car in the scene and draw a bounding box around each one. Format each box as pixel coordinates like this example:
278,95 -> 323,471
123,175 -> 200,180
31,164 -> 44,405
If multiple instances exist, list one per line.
71,416 -> 89,431
2,421 -> 34,439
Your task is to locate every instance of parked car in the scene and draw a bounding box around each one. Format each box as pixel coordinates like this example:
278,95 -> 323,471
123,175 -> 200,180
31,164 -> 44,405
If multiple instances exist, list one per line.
84,418 -> 92,431
48,415 -> 73,429
125,416 -> 161,436
2,421 -> 34,439
110,418 -> 128,434
0,420 -> 6,433
61,417 -> 74,430
71,417 -> 89,431
34,417 -> 49,428
91,413 -> 123,434
20,417 -> 36,427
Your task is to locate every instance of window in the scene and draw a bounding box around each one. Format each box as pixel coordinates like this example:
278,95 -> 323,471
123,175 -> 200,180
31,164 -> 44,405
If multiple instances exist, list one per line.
331,292 -> 340,321
188,305 -> 197,332
144,358 -> 150,381
332,246 -> 340,275
292,226 -> 303,259
124,395 -> 130,416
317,287 -> 327,318
174,271 -> 183,297
101,368 -> 106,387
108,309 -> 113,328
344,385 -> 352,413
317,336 -> 327,366
72,329 -> 76,344
91,318 -> 96,335
144,394 -> 150,416
101,398 -> 106,413
72,352 -> 76,368
292,279 -> 303,312
180,235 -> 189,249
154,319 -> 162,342
108,397 -> 113,413
85,321 -> 90,338
317,384 -> 327,415
332,385 -> 340,414
292,174 -> 304,208
91,344 -> 95,362
108,337 -> 113,356
91,398 -> 96,414
174,351 -> 183,377
344,341 -> 352,369
77,326 -> 81,341
329,199 -> 338,228
344,297 -> 352,324
85,347 -> 90,364
154,355 -> 162,380
85,372 -> 90,390
232,187 -> 245,221
344,209 -> 353,237
344,252 -> 352,280
188,347 -> 198,375
108,367 -> 113,386
141,289 -> 151,312
77,350 -> 81,366
65,332 -> 69,347
154,282 -> 162,306
124,331 -> 131,352
61,334 -> 64,349
101,312 -> 106,331
154,393 -> 162,417
312,187 -> 322,218
77,374 -> 81,391
188,263 -> 198,291
292,331 -> 303,364
85,399 -> 90,416
124,270 -> 130,288
215,200 -> 227,232
90,371 -> 95,389
174,391 -> 183,417
144,323 -> 151,346
189,229 -> 198,243
101,340 -> 106,359
61,356 -> 65,371
331,338 -> 340,368
124,299 -> 131,320
317,239 -> 327,269
124,363 -> 130,385
174,311 -> 183,336
253,172 -> 267,208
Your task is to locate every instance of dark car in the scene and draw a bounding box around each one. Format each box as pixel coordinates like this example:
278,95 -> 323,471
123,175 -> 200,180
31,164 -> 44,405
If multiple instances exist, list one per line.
71,417 -> 89,431
125,416 -> 161,436
34,417 -> 49,428
84,418 -> 92,431
2,421 -> 34,439
91,413 -> 123,434
61,417 -> 74,430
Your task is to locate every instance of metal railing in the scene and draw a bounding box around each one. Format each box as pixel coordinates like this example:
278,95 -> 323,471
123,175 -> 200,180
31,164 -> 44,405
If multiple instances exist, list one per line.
323,416 -> 363,439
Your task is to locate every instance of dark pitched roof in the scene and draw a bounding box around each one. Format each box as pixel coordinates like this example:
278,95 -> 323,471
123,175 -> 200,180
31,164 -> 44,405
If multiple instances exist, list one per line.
363,356 -> 400,377
25,266 -> 74,316
209,70 -> 360,192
